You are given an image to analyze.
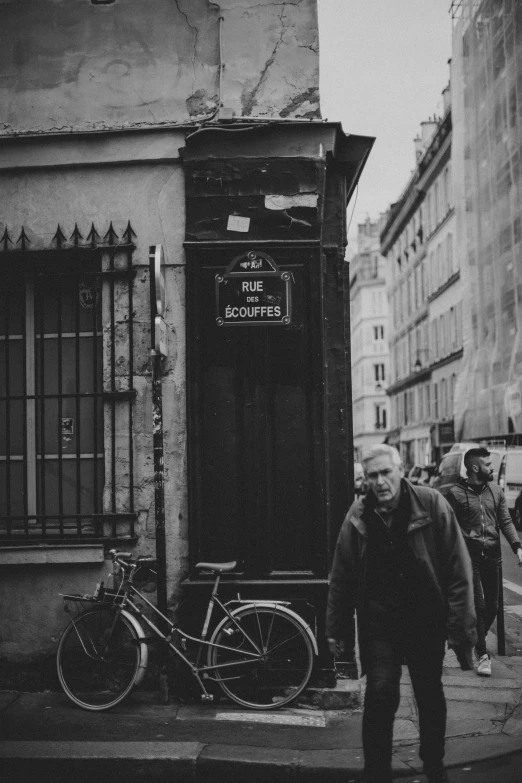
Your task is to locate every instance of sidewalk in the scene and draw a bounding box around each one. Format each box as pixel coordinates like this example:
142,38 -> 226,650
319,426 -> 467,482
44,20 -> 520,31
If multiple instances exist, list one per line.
1,646 -> 522,782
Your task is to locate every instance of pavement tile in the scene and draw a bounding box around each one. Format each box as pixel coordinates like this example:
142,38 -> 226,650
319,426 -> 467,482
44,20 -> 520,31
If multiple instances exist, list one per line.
215,710 -> 327,727
396,697 -> 418,718
503,702 -> 522,737
446,700 -> 507,719
489,658 -> 522,681
443,732 -> 522,767
324,710 -> 363,728
392,718 -> 419,743
392,734 -> 522,773
444,685 -> 520,703
443,673 -> 520,688
445,717 -> 503,737
176,704 -> 219,721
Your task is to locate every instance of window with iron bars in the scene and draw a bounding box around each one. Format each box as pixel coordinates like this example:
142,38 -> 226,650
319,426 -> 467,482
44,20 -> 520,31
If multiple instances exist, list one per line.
0,246 -> 136,543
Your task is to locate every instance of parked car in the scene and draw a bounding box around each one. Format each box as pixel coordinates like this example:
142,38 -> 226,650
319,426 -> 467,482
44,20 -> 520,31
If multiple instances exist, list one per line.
431,443 -> 506,496
408,464 -> 436,486
498,449 -> 522,520
354,461 -> 367,496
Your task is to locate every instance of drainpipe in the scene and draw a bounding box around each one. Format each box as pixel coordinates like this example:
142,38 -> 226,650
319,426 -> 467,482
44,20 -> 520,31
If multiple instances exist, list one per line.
149,245 -> 169,702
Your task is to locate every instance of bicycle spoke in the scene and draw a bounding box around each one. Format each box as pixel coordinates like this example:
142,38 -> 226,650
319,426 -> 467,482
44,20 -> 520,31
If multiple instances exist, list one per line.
209,607 -> 313,709
57,608 -> 141,711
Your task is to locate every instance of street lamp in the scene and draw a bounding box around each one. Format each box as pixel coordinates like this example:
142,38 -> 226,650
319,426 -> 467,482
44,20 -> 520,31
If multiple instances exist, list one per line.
414,348 -> 430,373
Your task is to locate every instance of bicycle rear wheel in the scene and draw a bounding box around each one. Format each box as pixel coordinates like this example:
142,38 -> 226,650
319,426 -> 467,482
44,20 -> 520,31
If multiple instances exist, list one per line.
57,607 -> 141,711
208,605 -> 314,709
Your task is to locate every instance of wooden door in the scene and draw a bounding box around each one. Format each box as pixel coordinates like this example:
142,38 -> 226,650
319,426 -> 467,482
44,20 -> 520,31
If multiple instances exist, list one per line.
187,246 -> 326,578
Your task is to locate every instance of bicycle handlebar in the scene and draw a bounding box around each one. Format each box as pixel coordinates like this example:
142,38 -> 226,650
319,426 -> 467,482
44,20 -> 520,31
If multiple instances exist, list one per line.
109,549 -> 132,560
108,549 -> 156,570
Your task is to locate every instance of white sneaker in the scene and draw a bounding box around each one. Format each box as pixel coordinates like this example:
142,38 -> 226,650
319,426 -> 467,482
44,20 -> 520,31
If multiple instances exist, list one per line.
476,653 -> 492,677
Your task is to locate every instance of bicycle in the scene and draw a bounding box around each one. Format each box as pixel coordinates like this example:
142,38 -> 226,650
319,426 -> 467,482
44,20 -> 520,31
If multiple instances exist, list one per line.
57,549 -> 317,712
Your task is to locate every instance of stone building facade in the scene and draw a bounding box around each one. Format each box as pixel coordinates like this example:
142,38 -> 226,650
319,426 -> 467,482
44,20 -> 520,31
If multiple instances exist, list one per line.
381,87 -> 462,468
0,0 -> 373,673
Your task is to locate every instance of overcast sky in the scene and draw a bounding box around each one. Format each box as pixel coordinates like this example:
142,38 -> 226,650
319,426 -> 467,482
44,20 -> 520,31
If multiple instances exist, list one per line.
317,0 -> 453,247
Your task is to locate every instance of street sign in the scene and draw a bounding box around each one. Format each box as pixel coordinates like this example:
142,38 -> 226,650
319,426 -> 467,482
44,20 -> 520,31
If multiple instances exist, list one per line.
154,315 -> 168,356
215,251 -> 292,327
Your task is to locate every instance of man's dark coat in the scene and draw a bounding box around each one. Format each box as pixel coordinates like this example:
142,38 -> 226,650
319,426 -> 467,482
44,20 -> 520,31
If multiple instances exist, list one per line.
325,480 -> 477,674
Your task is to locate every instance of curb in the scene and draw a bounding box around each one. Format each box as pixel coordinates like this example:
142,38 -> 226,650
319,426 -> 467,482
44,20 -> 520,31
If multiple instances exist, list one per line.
3,735 -> 522,782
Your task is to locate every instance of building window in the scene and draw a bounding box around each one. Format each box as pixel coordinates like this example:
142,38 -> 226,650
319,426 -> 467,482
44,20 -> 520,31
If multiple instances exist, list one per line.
373,325 -> 384,340
450,306 -> 457,351
440,378 -> 448,419
375,404 -> 387,430
456,301 -> 463,346
431,319 -> 439,362
436,243 -> 442,289
374,363 -> 385,382
439,314 -> 445,357
447,233 -> 454,276
0,251 -> 135,542
451,373 -> 457,415
433,382 -> 439,419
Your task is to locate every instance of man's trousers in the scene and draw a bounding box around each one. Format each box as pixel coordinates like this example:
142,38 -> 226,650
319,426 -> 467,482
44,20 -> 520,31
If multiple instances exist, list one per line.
362,633 -> 447,783
469,549 -> 501,658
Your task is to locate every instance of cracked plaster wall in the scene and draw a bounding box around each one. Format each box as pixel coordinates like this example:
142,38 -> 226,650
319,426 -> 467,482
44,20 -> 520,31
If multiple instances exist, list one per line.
0,0 -> 319,134
219,0 -> 320,118
0,157 -> 188,656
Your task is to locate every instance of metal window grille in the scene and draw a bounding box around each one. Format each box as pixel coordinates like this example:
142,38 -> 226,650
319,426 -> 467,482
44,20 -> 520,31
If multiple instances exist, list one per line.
0,237 -> 136,543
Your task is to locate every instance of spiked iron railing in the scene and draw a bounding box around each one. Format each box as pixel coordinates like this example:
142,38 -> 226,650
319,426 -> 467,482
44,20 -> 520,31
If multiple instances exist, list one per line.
0,221 -> 138,543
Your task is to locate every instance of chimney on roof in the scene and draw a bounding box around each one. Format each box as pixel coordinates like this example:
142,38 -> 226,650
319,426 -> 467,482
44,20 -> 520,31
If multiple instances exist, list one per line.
421,118 -> 438,146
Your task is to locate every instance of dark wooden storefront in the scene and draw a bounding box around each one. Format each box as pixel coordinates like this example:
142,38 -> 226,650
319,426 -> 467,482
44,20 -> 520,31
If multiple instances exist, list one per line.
182,122 -> 374,679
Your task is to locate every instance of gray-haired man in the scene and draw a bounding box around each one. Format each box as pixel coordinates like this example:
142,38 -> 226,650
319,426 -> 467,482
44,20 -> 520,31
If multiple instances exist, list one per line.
326,445 -> 476,783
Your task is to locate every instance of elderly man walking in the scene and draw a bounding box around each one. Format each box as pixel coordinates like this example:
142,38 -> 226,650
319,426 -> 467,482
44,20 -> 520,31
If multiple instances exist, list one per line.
326,445 -> 476,783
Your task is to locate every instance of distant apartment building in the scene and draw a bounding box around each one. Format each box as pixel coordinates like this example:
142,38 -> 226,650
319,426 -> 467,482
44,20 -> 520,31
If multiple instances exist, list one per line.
381,85 -> 462,469
451,0 -> 522,442
350,216 -> 390,460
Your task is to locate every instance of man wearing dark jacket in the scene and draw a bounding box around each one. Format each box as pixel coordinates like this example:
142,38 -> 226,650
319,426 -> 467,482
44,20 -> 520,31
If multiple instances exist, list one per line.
326,445 -> 476,783
446,447 -> 522,677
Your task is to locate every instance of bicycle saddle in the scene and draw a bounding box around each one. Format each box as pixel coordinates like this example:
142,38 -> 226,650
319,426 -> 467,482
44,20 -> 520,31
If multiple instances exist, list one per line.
195,561 -> 237,573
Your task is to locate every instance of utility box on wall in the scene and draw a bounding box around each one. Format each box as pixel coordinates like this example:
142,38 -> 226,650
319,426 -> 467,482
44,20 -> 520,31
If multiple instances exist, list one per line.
182,122 -> 373,680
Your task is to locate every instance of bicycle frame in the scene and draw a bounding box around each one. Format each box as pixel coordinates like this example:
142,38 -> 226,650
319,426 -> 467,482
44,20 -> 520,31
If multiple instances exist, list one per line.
87,571 -> 287,699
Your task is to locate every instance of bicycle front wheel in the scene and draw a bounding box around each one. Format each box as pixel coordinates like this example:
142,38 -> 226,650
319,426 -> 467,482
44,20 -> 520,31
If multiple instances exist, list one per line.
57,607 -> 141,711
208,606 -> 314,709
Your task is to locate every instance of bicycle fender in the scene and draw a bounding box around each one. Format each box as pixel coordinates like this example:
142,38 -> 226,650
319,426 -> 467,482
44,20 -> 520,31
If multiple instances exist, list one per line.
120,608 -> 149,685
228,603 -> 319,656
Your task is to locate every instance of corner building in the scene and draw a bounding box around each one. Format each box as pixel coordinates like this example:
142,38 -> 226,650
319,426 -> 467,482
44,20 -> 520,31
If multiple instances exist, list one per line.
0,0 -> 373,682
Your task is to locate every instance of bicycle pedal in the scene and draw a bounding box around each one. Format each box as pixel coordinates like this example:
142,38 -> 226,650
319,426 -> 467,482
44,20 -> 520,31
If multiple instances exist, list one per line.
201,694 -> 214,703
